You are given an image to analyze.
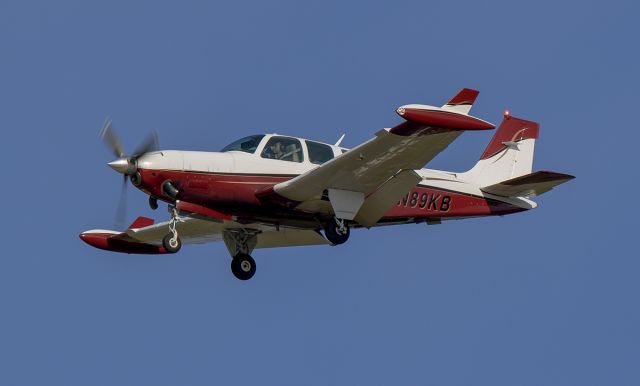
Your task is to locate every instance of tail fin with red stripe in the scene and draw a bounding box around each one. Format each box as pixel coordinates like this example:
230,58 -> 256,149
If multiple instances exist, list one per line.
459,114 -> 540,188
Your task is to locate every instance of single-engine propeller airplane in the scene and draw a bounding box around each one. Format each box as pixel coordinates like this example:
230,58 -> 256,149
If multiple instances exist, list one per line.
80,88 -> 574,280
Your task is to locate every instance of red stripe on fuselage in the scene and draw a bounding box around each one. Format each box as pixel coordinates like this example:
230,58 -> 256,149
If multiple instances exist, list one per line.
135,169 -> 525,225
386,185 -> 525,218
138,168 -> 292,208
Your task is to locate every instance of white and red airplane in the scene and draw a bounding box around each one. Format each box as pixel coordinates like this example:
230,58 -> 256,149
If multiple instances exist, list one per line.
80,89 -> 574,280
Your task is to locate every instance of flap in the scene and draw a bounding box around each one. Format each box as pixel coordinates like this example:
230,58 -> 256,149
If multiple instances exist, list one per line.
354,170 -> 421,227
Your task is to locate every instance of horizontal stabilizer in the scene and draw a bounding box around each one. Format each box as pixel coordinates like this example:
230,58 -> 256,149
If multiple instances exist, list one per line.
481,171 -> 575,197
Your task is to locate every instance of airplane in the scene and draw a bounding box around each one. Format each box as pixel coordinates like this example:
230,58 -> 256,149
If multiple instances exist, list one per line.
80,88 -> 574,280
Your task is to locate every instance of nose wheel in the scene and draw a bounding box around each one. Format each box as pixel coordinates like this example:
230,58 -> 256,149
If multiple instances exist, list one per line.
162,207 -> 182,253
162,233 -> 181,253
231,253 -> 256,280
324,217 -> 350,245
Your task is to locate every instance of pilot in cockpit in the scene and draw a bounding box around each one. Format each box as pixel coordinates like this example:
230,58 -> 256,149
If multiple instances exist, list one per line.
265,141 -> 284,160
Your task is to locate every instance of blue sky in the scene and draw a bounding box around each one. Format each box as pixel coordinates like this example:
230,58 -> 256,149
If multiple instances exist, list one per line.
1,0 -> 638,385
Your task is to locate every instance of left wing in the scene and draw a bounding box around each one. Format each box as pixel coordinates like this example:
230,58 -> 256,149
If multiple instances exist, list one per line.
265,88 -> 494,226
127,217 -> 329,248
80,216 -> 330,254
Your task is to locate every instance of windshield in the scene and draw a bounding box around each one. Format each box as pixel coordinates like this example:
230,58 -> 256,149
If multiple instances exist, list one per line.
220,135 -> 265,154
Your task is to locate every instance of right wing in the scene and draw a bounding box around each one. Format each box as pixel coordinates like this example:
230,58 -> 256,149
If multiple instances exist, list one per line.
265,88 -> 495,226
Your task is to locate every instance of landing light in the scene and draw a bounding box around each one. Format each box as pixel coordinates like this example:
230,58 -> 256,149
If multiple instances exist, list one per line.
504,110 -> 510,118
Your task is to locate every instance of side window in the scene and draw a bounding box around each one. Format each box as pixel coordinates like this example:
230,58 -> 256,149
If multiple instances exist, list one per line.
305,140 -> 334,165
261,136 -> 304,163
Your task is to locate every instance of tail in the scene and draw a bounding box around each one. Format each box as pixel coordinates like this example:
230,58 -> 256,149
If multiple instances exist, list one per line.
460,113 -> 574,196
460,113 -> 540,187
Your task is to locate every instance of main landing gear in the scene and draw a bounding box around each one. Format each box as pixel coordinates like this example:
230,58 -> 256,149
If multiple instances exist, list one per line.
159,204 -> 259,280
223,229 -> 260,280
157,207 -> 348,280
162,207 -> 182,253
324,217 -> 350,245
230,253 -> 256,281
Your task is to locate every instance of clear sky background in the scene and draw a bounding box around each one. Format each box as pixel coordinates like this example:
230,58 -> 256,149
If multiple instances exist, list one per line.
1,1 -> 638,385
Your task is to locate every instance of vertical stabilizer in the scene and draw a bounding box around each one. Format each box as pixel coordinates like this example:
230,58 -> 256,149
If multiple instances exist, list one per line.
459,114 -> 539,187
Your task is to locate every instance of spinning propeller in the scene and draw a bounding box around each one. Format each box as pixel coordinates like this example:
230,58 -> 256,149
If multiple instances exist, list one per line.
99,118 -> 159,229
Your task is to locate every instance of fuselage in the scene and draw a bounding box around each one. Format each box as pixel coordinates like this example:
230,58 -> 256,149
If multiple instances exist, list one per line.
128,133 -> 532,229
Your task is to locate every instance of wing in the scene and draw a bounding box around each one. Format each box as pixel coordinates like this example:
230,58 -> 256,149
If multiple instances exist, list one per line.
80,216 -> 330,254
127,216 -> 329,248
265,89 -> 495,227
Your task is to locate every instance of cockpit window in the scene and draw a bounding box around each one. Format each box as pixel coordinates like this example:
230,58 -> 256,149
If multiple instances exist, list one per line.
221,135 -> 265,154
305,140 -> 334,165
261,136 -> 304,163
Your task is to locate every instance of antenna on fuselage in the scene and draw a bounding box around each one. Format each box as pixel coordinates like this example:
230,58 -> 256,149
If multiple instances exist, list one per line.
334,133 -> 346,147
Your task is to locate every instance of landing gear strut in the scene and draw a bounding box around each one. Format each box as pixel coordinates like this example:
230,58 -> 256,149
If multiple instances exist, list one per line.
324,217 -> 350,245
162,207 -> 182,253
223,229 -> 260,280
149,196 -> 158,210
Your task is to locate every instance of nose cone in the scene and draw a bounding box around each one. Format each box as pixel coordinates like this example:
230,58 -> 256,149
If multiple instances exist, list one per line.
107,158 -> 135,174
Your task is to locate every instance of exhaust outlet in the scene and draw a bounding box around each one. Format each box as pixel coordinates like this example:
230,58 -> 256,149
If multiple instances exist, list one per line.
162,180 -> 179,199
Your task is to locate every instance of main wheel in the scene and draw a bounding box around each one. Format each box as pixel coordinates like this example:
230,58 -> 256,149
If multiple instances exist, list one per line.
324,219 -> 350,245
231,253 -> 256,280
162,233 -> 181,253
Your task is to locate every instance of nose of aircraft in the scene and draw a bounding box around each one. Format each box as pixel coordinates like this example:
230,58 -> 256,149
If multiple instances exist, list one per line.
107,157 -> 136,175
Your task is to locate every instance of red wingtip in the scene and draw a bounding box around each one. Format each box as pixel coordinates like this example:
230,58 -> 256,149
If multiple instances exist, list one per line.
79,231 -> 167,254
79,232 -> 110,249
446,88 -> 480,106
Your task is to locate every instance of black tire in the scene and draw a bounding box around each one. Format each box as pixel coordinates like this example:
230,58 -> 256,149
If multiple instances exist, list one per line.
231,253 -> 256,280
324,220 -> 350,245
162,233 -> 181,253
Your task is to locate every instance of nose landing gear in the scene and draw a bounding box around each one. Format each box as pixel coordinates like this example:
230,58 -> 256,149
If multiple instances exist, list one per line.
162,207 -> 182,253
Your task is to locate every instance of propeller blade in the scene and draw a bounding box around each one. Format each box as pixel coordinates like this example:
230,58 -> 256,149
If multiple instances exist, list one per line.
132,130 -> 159,157
100,118 -> 126,158
115,175 -> 128,230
